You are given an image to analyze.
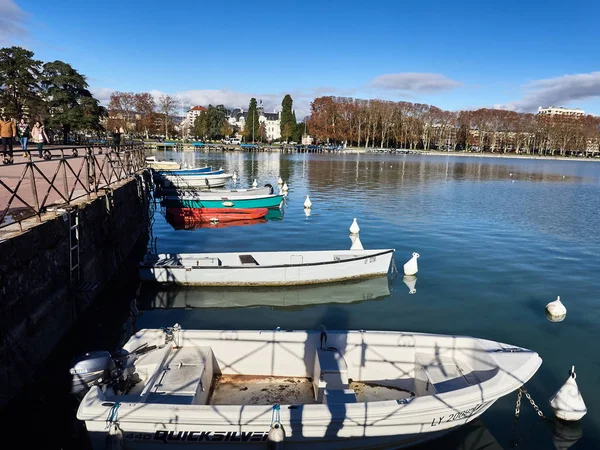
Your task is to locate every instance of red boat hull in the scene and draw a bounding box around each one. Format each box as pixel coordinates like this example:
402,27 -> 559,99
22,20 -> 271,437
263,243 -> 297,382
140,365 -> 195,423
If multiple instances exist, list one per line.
166,207 -> 269,224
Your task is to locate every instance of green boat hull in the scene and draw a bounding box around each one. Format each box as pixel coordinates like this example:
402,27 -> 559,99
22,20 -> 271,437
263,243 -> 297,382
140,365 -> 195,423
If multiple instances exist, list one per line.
162,194 -> 284,209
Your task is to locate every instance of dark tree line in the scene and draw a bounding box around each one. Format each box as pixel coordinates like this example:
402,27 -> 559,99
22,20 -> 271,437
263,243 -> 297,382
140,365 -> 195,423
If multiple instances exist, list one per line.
0,46 -> 106,144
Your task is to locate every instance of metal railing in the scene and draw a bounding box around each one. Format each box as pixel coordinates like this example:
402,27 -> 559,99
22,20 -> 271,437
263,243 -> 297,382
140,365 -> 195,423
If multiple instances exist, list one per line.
0,144 -> 146,230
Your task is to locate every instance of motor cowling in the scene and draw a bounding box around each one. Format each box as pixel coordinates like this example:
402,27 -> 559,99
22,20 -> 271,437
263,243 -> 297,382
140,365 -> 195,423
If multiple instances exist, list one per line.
70,351 -> 117,398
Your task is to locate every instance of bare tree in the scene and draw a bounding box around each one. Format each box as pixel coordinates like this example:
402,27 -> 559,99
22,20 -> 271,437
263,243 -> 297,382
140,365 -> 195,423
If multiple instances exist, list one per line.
157,94 -> 177,139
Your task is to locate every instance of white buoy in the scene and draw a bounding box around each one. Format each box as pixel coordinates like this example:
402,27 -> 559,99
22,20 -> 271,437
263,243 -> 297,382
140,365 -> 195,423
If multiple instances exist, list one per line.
546,296 -> 567,322
304,195 -> 312,209
349,218 -> 360,235
252,179 -> 258,188
267,422 -> 285,449
282,182 -> 289,191
277,176 -> 283,185
403,275 -> 417,294
403,252 -> 419,276
350,233 -> 363,250
232,171 -> 238,181
550,366 -> 587,422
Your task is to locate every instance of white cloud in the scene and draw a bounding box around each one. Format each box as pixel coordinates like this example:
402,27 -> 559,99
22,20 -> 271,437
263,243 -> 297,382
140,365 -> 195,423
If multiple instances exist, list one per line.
496,72 -> 600,113
0,0 -> 27,45
370,72 -> 461,93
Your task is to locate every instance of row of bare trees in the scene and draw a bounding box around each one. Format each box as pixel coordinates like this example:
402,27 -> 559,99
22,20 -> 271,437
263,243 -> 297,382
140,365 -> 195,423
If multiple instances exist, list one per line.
107,92 -> 179,139
308,96 -> 600,156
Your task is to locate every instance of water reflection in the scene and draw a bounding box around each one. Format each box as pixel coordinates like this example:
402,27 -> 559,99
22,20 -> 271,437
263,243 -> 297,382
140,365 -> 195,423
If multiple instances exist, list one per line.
413,418 -> 504,450
550,419 -> 583,450
138,276 -> 392,310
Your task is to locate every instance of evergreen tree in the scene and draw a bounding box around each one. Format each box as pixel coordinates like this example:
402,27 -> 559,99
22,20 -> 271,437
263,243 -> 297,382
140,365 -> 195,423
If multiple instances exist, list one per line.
280,94 -> 296,142
41,60 -> 106,144
245,98 -> 260,142
0,46 -> 43,119
193,111 -> 208,140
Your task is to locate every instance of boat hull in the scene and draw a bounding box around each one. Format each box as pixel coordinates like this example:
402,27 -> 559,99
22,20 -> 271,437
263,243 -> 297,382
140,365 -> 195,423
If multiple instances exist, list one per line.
77,329 -> 541,450
139,249 -> 395,286
162,193 -> 284,209
165,207 -> 269,224
160,173 -> 234,189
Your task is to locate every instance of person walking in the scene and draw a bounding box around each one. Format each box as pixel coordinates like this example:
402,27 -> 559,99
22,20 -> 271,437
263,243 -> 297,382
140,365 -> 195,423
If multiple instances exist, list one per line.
31,120 -> 50,159
17,118 -> 30,157
111,127 -> 121,149
1,113 -> 16,164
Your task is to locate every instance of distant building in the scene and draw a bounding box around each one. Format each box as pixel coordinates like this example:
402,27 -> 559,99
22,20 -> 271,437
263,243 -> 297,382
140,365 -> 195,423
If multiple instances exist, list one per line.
227,100 -> 282,141
537,106 -> 585,117
181,106 -> 208,136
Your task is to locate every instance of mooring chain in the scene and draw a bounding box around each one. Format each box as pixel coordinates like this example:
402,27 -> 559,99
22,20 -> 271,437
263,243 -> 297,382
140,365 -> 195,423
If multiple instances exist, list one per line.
515,387 -> 546,419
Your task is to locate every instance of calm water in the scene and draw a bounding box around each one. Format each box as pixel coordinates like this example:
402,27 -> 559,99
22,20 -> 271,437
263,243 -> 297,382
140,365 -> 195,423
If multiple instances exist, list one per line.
14,150 -> 600,449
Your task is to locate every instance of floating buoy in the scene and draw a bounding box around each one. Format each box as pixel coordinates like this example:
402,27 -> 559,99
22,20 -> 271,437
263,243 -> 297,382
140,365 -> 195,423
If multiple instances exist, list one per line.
105,423 -> 124,450
550,366 -> 587,421
546,296 -> 566,322
350,233 -> 363,250
304,195 -> 312,209
349,218 -> 360,235
277,176 -> 283,185
232,171 -> 238,181
403,275 -> 417,294
282,182 -> 289,191
252,179 -> 258,188
403,252 -> 419,276
267,422 -> 285,449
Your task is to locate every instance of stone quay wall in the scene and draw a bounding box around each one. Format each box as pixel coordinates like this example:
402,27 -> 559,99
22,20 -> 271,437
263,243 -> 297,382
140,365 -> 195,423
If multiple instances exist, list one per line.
0,170 -> 152,409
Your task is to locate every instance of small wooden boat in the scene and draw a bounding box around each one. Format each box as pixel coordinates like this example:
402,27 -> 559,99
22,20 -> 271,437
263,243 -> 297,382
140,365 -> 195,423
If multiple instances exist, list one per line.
165,207 -> 268,224
139,248 -> 395,286
161,193 -> 284,209
72,326 -> 542,450
140,276 -> 391,309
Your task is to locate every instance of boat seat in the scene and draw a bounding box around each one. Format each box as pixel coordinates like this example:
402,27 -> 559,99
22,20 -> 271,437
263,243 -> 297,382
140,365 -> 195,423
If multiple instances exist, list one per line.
414,353 -> 474,396
313,348 -> 350,402
324,388 -> 357,404
239,254 -> 259,265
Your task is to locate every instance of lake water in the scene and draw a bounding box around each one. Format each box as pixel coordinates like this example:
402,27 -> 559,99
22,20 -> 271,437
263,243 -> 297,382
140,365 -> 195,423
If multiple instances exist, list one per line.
12,150 -> 600,449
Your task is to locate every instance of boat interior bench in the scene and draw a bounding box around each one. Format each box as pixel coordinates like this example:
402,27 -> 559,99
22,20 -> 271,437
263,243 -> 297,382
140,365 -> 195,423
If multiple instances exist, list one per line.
414,352 -> 477,396
313,348 -> 357,404
137,346 -> 214,405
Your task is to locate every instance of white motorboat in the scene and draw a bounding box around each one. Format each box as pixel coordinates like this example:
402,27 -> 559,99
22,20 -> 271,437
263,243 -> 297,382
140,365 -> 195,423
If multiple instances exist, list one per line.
138,249 -> 395,287
160,172 -> 234,189
72,326 -> 542,450
139,276 -> 391,309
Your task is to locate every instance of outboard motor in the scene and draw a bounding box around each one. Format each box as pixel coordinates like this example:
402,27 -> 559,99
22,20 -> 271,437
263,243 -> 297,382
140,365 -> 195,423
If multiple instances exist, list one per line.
70,348 -> 139,399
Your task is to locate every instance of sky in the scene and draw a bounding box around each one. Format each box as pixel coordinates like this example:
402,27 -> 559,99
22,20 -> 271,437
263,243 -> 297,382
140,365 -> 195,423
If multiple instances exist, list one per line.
4,0 -> 600,119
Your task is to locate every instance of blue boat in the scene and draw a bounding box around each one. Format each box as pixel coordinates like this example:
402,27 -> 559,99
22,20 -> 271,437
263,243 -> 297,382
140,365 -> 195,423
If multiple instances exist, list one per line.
158,166 -> 224,176
161,193 -> 285,209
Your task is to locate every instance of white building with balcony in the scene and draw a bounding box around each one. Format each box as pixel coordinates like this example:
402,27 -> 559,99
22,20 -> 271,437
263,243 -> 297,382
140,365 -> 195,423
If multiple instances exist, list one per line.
227,100 -> 282,141
537,106 -> 585,117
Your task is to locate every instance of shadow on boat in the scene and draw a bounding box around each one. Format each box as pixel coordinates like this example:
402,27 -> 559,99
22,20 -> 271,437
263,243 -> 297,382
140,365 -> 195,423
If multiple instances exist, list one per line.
137,275 -> 393,310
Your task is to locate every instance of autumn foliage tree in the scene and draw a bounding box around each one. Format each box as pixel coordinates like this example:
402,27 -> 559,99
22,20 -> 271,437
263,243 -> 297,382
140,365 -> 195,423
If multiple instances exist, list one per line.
307,96 -> 600,156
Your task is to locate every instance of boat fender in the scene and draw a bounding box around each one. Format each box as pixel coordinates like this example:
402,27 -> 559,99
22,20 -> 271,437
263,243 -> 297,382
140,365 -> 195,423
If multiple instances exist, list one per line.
265,183 -> 274,195
105,423 -> 124,450
267,422 -> 285,449
550,366 -> 587,421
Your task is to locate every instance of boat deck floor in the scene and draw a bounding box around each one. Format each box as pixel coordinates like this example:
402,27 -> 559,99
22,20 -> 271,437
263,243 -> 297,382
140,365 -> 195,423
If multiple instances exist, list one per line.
209,375 -> 317,405
208,375 -> 415,405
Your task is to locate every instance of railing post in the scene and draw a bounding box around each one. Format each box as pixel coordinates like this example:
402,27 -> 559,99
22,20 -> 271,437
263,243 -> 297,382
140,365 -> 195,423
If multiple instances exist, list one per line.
28,161 -> 41,221
84,147 -> 91,200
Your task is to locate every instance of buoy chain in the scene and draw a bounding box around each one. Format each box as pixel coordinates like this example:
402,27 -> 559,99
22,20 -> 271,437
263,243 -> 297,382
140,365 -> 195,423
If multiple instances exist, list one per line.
521,387 -> 546,419
514,388 -> 522,418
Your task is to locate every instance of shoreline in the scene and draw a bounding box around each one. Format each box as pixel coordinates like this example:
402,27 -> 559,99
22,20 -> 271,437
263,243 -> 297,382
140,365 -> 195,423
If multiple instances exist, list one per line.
354,148 -> 600,162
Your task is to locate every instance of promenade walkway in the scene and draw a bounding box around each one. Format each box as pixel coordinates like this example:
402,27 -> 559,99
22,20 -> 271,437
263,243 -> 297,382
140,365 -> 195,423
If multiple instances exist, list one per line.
0,144 -> 146,238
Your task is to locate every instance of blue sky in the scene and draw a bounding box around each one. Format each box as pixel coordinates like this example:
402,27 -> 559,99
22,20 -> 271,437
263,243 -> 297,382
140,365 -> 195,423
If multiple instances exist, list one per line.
4,0 -> 600,118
